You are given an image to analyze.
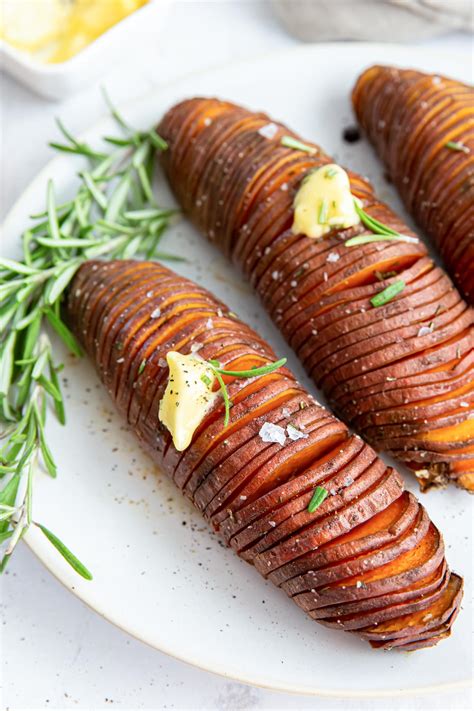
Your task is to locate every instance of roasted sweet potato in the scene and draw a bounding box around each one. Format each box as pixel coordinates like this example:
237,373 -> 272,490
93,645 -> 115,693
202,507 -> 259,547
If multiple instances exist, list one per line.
157,98 -> 474,491
352,66 -> 474,304
65,259 -> 463,651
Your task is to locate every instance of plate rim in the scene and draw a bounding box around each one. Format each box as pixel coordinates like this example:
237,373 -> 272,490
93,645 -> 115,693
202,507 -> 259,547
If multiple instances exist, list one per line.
3,42 -> 473,697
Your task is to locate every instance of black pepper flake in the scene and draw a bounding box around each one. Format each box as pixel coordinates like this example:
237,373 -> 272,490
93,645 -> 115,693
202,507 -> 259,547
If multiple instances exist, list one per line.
342,125 -> 361,143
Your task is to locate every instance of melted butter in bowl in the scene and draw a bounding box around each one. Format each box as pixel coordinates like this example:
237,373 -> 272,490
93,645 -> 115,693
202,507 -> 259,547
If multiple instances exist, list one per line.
0,0 -> 149,63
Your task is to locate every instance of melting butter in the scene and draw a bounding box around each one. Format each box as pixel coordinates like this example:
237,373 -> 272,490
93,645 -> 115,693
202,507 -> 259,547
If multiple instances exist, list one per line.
0,0 -> 148,64
159,352 -> 217,452
292,163 -> 360,239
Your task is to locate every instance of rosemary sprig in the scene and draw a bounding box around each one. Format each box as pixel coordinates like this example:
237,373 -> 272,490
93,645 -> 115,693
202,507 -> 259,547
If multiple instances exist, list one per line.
351,202 -> 418,245
206,357 -> 287,427
0,91 -> 177,576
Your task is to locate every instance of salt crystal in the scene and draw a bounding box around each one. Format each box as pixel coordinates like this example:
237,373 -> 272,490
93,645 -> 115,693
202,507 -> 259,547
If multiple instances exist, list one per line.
150,307 -> 161,319
280,183 -> 288,192
258,122 -> 278,140
158,358 -> 167,368
271,271 -> 279,280
417,325 -> 433,337
460,401 -> 469,408
326,252 -> 340,263
323,272 -> 328,282
268,521 -> 277,527
116,357 -> 125,363
282,408 -> 291,418
206,318 -> 213,328
356,581 -> 363,588
239,495 -> 247,501
204,117 -> 212,126
146,291 -> 154,298
290,280 -> 297,288
287,424 -> 309,441
258,422 -> 286,446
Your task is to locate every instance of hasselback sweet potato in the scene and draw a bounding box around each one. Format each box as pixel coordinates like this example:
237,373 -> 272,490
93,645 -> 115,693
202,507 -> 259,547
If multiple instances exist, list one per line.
157,98 -> 474,491
352,66 -> 474,304
65,259 -> 463,650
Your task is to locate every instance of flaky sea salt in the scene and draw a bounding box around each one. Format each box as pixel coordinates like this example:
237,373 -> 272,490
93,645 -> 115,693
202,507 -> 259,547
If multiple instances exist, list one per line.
259,422 -> 286,446
326,252 -> 340,263
271,271 -> 279,280
287,424 -> 309,441
150,307 -> 161,319
258,122 -> 278,140
417,324 -> 434,337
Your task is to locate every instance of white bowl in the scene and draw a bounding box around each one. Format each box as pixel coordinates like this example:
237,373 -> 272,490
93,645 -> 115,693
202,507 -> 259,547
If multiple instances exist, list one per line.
0,0 -> 172,100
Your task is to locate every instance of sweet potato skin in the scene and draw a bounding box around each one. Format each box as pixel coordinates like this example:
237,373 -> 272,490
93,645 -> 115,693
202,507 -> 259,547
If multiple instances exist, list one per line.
65,259 -> 463,651
157,98 -> 474,491
352,66 -> 474,304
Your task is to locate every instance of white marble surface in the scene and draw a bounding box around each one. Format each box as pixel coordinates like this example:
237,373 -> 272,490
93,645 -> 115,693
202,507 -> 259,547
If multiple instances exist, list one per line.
1,2 -> 473,709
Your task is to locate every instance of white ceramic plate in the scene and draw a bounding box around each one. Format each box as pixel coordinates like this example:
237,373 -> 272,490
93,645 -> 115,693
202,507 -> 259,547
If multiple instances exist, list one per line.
2,44 -> 473,697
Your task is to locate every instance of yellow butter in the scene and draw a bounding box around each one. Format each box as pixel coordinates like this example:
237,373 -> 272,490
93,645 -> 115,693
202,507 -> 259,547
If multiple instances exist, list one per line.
292,163 -> 360,240
158,351 -> 218,452
0,0 -> 148,64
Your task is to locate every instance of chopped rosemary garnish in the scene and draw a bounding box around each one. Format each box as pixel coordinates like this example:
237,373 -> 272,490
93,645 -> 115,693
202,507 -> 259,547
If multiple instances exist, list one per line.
207,357 -> 287,427
280,135 -> 316,154
351,201 -> 418,245
445,141 -> 470,154
307,485 -> 328,513
200,373 -> 212,387
318,199 -> 328,225
370,280 -> 405,308
345,233 -> 418,247
0,91 -> 175,576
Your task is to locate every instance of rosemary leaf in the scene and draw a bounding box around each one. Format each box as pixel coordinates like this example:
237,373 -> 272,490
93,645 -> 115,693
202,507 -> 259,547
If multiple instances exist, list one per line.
370,280 -> 406,308
44,307 -> 83,357
307,486 -> 328,513
34,522 -> 93,580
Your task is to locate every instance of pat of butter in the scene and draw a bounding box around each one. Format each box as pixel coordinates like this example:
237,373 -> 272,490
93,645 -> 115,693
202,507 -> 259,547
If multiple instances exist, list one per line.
158,351 -> 218,452
292,163 -> 360,239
